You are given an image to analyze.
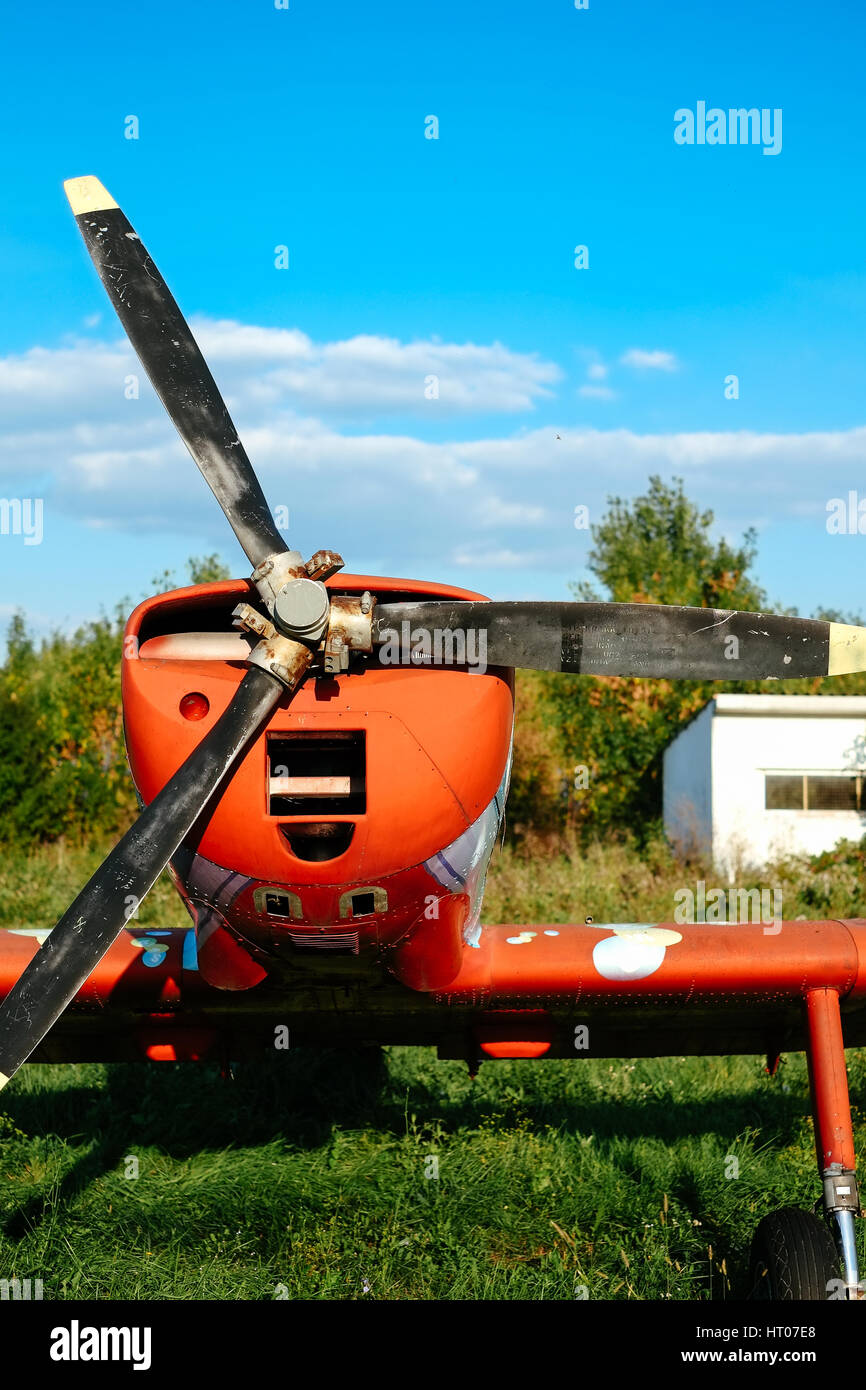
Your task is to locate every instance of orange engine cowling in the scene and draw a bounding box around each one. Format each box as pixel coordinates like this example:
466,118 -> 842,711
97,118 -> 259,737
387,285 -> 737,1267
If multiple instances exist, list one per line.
122,574 -> 514,988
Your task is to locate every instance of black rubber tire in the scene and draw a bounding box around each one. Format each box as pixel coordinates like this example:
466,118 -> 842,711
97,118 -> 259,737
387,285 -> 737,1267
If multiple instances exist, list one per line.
748,1207 -> 840,1300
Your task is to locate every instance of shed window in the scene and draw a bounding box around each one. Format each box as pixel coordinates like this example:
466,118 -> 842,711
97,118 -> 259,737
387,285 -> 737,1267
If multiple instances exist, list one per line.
765,775 -> 804,809
765,774 -> 863,811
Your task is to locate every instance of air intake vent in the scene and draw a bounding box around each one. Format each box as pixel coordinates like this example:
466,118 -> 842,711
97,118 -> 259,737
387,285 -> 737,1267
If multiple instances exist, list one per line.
285,930 -> 359,954
279,823 -> 355,862
268,733 -> 365,815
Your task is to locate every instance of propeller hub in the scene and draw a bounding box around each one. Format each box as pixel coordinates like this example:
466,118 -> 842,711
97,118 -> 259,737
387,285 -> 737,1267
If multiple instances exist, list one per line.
273,577 -> 331,642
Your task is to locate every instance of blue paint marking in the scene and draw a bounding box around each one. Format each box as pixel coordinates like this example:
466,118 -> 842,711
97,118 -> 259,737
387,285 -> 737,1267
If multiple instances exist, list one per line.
436,850 -> 465,886
182,930 -> 199,972
141,949 -> 166,968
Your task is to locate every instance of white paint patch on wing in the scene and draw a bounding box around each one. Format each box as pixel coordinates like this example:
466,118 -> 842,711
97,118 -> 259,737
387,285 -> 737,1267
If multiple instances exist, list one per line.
611,925 -> 682,946
591,924 -> 683,981
505,931 -> 537,945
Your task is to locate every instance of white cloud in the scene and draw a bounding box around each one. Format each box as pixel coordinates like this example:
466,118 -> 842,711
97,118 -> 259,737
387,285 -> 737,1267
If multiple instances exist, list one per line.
0,321 -> 561,428
578,384 -> 616,400
476,496 -> 547,527
620,347 -> 678,371
0,340 -> 134,416
4,325 -> 866,608
9,408 -> 866,585
252,331 -> 560,415
451,546 -> 545,569
587,362 -> 608,381
191,319 -> 312,362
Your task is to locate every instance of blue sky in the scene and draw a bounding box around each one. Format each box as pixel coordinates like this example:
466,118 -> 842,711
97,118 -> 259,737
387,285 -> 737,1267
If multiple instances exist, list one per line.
2,0 -> 866,641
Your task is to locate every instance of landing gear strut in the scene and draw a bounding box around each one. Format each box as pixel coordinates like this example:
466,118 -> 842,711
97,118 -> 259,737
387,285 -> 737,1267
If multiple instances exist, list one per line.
749,987 -> 862,1300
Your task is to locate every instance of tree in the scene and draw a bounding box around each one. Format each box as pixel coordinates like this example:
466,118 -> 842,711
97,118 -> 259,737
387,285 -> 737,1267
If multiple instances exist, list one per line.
187,553 -> 232,585
150,553 -> 232,595
573,475 -> 767,610
0,554 -> 234,845
530,476 -> 866,843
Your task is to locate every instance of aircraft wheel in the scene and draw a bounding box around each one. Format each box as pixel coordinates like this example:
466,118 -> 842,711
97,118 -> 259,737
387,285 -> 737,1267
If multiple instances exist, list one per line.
748,1206 -> 840,1300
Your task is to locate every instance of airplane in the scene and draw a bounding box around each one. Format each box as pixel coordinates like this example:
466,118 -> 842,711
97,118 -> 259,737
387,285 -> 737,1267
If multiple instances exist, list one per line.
1,174 -> 866,1301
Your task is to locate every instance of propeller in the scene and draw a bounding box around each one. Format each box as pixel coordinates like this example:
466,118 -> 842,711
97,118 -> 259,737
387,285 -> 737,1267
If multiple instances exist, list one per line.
371,602 -> 866,680
0,176 -> 320,1091
1,172 -> 860,1088
132,607 -> 866,683
63,176 -> 286,570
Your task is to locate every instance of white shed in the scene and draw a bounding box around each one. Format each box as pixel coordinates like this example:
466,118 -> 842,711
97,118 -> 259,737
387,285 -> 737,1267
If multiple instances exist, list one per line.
662,694 -> 866,874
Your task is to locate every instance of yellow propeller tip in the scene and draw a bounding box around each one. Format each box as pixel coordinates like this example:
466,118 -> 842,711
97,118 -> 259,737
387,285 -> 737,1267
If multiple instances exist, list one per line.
828,621 -> 866,676
63,176 -> 118,217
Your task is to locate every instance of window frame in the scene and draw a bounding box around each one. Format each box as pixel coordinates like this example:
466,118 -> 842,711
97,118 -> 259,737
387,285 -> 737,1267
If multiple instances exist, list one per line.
764,772 -> 864,812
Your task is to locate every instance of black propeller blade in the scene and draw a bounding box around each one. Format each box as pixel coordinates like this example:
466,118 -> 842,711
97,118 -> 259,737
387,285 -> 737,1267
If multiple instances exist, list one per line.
63,175 -> 286,570
0,666 -> 283,1091
371,601 -> 866,680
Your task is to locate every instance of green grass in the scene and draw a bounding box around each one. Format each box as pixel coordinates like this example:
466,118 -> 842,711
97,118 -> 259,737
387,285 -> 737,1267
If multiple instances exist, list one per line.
3,1049 -> 865,1300
1,834 -> 865,1300
0,839 -> 181,934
